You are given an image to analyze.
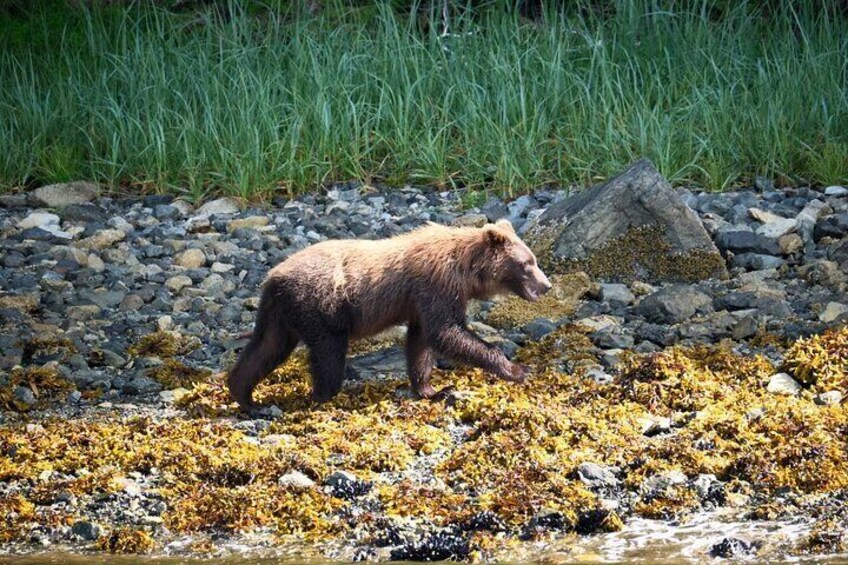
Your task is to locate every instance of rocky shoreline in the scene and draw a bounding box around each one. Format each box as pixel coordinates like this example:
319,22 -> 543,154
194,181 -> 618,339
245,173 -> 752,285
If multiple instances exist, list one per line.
0,166 -> 847,561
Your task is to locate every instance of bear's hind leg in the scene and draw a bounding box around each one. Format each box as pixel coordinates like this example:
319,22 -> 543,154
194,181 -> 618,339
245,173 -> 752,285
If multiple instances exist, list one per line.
228,325 -> 299,410
306,333 -> 349,403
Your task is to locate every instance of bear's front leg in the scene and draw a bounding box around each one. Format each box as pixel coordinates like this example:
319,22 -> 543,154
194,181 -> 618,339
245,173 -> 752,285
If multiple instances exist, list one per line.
429,324 -> 527,383
406,321 -> 455,400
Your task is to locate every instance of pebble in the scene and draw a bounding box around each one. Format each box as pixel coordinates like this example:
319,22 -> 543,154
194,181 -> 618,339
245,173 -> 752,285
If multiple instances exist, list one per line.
824,185 -> 848,197
815,391 -> 843,406
767,373 -> 802,395
175,248 -> 206,269
576,462 -> 618,487
819,302 -> 848,323
194,197 -> 241,216
227,216 -> 270,232
278,471 -> 316,491
75,229 -> 125,249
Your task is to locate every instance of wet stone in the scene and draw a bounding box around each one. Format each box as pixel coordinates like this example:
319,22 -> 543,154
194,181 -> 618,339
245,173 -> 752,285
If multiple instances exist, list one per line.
71,520 -> 103,541
710,537 -> 757,558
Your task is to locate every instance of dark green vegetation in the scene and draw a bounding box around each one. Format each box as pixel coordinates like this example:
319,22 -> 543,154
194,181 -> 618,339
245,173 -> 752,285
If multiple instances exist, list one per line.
1,0 -> 847,199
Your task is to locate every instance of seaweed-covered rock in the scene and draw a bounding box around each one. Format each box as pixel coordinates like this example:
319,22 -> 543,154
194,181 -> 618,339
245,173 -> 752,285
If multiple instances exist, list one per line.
524,159 -> 727,282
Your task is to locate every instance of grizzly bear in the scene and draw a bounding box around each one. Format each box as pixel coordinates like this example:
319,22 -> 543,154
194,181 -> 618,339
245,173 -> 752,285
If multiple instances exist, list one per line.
227,219 -> 552,409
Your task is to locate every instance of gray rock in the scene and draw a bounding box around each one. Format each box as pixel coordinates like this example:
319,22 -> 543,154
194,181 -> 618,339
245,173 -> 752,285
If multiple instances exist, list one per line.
815,390 -> 842,406
599,283 -> 635,307
576,462 -> 618,487
591,327 -> 634,349
123,376 -> 163,395
825,185 -> 848,197
691,473 -> 722,501
730,253 -> 785,271
480,197 -> 508,221
755,217 -> 797,239
194,197 -> 241,217
525,159 -> 726,282
176,248 -> 206,269
452,213 -> 488,228
641,470 -> 686,497
278,470 -> 316,490
522,318 -> 557,341
814,213 -> 848,241
796,199 -> 827,246
767,373 -> 801,395
13,386 -> 36,409
731,316 -> 759,340
71,520 -> 103,541
585,366 -> 614,384
506,195 -> 533,224
715,230 -> 781,255
32,181 -> 100,208
819,302 -> 848,323
802,260 -> 846,289
75,229 -> 125,250
636,285 -> 713,325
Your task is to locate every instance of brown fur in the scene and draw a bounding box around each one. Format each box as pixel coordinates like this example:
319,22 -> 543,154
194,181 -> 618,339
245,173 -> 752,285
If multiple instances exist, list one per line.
227,219 -> 551,409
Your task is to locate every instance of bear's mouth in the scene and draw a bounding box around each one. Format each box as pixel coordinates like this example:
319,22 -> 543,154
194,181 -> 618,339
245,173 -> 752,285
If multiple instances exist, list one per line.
522,286 -> 541,302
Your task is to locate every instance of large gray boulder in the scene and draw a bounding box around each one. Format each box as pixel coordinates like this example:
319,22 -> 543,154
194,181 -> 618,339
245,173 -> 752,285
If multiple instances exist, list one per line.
524,159 -> 727,282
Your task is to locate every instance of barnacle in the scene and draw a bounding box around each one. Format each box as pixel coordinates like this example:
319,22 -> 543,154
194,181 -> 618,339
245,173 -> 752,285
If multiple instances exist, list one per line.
525,224 -> 726,283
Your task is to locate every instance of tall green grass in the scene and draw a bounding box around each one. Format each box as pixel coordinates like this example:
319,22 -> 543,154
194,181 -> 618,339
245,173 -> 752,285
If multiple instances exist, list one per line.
1,1 -> 846,199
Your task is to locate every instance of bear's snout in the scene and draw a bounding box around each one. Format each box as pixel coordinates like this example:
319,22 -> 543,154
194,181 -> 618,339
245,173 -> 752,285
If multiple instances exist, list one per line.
534,267 -> 552,296
520,266 -> 552,302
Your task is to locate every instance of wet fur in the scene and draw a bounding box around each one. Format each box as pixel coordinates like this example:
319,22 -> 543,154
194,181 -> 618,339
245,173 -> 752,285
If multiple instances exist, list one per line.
227,220 -> 548,409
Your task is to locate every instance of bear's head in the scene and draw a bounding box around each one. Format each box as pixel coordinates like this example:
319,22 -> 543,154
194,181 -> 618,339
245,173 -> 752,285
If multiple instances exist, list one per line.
481,219 -> 552,302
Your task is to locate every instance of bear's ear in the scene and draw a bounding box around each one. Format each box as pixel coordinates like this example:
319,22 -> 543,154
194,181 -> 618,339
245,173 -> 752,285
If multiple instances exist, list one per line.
484,225 -> 510,247
494,218 -> 515,234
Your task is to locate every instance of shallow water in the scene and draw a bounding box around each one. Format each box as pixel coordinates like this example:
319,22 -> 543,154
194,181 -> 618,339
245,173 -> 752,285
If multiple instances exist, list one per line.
2,510 -> 847,565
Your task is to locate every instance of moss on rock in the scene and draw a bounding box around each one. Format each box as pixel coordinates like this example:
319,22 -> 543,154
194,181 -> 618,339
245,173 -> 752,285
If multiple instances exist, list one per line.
527,224 -> 727,283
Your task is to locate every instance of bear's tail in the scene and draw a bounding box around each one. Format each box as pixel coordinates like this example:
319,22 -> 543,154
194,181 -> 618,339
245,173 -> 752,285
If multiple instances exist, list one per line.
227,292 -> 297,410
